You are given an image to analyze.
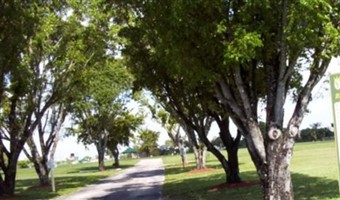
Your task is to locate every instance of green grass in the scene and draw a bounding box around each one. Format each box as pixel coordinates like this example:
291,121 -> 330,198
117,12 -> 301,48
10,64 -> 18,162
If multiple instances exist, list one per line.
12,141 -> 340,199
13,159 -> 139,200
162,141 -> 340,200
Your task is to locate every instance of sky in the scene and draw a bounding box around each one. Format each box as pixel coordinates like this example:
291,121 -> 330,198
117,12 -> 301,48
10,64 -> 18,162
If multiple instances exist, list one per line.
20,57 -> 340,161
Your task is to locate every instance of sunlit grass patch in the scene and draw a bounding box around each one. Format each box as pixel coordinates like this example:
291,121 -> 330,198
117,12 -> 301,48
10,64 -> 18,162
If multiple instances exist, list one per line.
162,141 -> 340,200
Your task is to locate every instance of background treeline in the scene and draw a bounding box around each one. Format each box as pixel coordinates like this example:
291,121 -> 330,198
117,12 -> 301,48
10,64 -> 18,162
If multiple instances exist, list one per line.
297,126 -> 334,142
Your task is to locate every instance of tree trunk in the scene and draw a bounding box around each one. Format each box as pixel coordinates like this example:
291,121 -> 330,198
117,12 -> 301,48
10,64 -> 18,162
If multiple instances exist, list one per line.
180,154 -> 187,168
113,154 -> 119,168
207,145 -> 232,183
98,152 -> 105,171
23,137 -> 51,186
226,146 -> 241,183
212,113 -> 242,183
112,146 -> 120,168
96,144 -> 106,171
264,136 -> 294,200
26,157 -> 50,186
33,161 -> 50,186
0,170 -> 16,196
184,124 -> 206,169
198,131 -> 234,183
37,170 -> 50,186
179,144 -> 187,168
192,145 -> 206,169
0,151 -> 20,196
245,123 -> 295,200
199,145 -> 207,169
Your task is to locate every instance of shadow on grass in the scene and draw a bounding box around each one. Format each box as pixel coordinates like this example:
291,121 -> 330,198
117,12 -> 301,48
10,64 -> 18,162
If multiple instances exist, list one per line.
12,163 -> 138,200
163,171 -> 260,200
13,175 -> 105,200
293,173 -> 339,200
164,167 -> 340,200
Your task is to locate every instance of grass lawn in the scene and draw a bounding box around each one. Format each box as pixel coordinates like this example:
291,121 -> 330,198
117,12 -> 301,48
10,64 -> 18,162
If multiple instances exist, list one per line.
13,158 -> 139,200
162,140 -> 340,200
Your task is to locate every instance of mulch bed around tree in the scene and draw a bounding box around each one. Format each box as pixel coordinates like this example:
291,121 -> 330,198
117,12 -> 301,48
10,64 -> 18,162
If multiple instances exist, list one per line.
183,167 -> 259,192
208,181 -> 259,192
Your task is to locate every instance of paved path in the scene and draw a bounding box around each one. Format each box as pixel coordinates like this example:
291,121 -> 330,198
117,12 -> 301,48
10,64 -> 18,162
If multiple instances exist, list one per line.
56,158 -> 164,200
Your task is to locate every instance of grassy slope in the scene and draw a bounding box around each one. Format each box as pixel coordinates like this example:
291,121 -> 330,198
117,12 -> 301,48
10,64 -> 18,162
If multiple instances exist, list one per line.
14,159 -> 139,200
162,141 -> 340,200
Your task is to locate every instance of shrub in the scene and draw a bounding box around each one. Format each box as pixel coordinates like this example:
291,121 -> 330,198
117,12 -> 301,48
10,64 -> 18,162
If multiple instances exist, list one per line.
18,160 -> 32,169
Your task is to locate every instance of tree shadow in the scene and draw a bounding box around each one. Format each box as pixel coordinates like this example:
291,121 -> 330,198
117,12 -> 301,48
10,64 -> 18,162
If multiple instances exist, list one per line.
13,175 -> 105,200
88,170 -> 164,200
163,171 -> 261,200
292,173 -> 339,200
93,168 -> 164,185
89,183 -> 162,200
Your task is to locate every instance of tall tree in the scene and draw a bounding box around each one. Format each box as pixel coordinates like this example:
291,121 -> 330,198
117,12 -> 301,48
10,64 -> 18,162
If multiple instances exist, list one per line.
116,0 -> 244,182
0,1 -> 34,194
63,0 -> 136,171
70,59 -> 133,171
0,1 -> 93,195
114,0 -> 340,199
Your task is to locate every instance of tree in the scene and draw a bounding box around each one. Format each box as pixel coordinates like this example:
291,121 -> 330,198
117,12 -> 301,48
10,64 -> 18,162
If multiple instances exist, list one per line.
63,0 -> 136,172
0,1 -> 42,195
114,0 -> 340,199
0,1 -> 92,195
115,1 -> 244,183
106,112 -> 143,168
70,60 -> 133,171
138,129 -> 159,156
114,0 -> 245,182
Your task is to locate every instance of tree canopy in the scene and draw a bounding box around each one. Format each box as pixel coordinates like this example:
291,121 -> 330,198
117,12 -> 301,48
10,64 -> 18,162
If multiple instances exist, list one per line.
0,0 -> 104,195
138,129 -> 159,156
115,0 -> 340,199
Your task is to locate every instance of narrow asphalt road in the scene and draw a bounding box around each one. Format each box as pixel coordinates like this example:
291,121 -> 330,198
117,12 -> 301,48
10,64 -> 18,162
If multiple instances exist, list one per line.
56,158 -> 164,200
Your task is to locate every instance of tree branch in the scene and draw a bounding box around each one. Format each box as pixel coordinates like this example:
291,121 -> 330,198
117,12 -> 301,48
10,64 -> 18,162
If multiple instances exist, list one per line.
287,57 -> 331,128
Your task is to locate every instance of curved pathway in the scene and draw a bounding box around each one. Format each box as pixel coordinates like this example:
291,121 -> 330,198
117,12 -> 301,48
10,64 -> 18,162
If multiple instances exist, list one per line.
56,158 -> 164,200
